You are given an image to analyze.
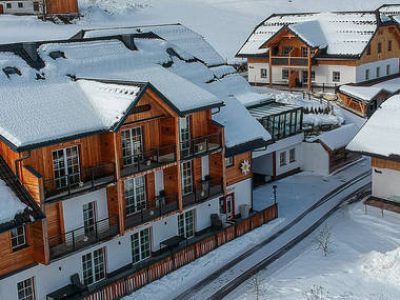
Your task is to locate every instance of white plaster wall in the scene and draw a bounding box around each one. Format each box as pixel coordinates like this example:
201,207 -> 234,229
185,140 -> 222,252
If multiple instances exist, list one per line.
253,133 -> 304,158
356,58 -> 400,82
275,143 -> 302,176
62,189 -> 109,233
194,197 -> 219,231
151,213 -> 178,251
1,1 -> 39,14
313,64 -> 356,86
201,155 -> 209,180
248,62 -> 269,84
227,178 -> 252,214
154,170 -> 164,196
372,167 -> 400,202
301,142 -> 330,176
252,153 -> 273,176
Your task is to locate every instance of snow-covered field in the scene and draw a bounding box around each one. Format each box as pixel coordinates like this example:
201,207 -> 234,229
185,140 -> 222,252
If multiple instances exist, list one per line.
0,0 -> 397,61
124,161 -> 370,300
228,202 -> 400,300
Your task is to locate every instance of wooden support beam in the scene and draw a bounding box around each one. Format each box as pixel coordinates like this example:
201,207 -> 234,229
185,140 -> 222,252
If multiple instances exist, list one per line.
113,132 -> 125,235
268,48 -> 273,87
307,46 -> 312,91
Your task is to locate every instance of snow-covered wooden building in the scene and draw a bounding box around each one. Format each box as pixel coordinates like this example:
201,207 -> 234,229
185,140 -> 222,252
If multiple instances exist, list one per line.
0,0 -> 78,16
348,95 -> 400,205
0,24 -> 273,300
237,10 -> 400,90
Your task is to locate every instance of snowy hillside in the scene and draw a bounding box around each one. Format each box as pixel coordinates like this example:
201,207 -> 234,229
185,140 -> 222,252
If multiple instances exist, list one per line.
0,0 -> 398,61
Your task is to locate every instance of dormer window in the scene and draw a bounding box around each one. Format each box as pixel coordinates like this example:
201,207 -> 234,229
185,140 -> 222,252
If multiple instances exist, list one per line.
49,51 -> 66,60
2,66 -> 21,78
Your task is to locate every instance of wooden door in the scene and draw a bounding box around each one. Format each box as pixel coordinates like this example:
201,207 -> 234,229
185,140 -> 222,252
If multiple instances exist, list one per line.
225,193 -> 235,220
288,70 -> 299,88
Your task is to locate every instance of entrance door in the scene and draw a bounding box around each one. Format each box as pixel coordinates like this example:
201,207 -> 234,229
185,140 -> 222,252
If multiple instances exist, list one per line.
225,193 -> 235,220
0,5 -> 3,14
288,70 -> 299,88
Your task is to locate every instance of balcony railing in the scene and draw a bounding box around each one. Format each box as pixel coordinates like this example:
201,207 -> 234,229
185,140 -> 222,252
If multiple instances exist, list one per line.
49,216 -> 119,259
183,177 -> 223,207
271,56 -> 310,66
180,133 -> 222,160
121,144 -> 176,177
125,195 -> 179,230
44,163 -> 116,201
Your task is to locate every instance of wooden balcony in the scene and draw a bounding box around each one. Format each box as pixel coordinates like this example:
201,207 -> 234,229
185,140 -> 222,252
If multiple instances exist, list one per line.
180,132 -> 222,160
271,56 -> 311,66
121,144 -> 176,177
48,216 -> 119,260
183,177 -> 223,208
44,163 -> 116,202
125,195 -> 179,230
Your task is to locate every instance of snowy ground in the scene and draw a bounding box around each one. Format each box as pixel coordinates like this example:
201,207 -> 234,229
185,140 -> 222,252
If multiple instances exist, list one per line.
228,202 -> 400,300
124,160 -> 370,300
0,0 -> 396,61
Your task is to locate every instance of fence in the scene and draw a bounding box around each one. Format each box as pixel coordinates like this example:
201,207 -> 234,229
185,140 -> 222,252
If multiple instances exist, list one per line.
80,204 -> 278,300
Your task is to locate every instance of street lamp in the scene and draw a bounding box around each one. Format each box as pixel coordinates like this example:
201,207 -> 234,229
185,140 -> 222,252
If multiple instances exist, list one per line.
273,185 -> 278,204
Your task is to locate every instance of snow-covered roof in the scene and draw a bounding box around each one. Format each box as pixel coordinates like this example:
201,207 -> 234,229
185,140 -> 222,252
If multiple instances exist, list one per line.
372,77 -> 400,94
0,80 -> 142,149
81,24 -> 225,66
347,95 -> 400,157
238,12 -> 377,57
318,124 -> 359,151
339,85 -> 386,102
0,179 -> 27,224
378,4 -> 400,17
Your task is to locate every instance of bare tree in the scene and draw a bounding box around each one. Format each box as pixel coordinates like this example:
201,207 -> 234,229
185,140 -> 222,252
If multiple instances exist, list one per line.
304,285 -> 329,300
316,224 -> 332,256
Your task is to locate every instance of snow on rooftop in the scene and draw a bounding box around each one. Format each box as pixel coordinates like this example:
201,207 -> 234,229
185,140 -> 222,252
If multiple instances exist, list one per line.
82,24 -> 225,66
318,123 -> 359,151
0,179 -> 27,224
339,85 -> 385,102
347,95 -> 400,157
371,77 -> 400,94
0,80 -> 140,148
238,12 -> 377,57
0,52 -> 37,82
289,20 -> 327,48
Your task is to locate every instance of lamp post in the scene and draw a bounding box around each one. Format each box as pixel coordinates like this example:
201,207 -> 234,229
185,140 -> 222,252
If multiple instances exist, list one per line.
273,184 -> 277,204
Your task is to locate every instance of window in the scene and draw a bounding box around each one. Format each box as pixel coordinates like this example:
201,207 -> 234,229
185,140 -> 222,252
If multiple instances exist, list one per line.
366,45 -> 371,55
181,161 -> 193,195
302,71 -> 315,83
260,68 -> 268,79
289,148 -> 296,163
131,228 -> 151,264
279,152 -> 287,167
52,146 -> 80,189
376,66 -> 380,78
124,176 -> 146,215
121,127 -> 143,167
179,116 -> 191,155
17,277 -> 35,300
82,248 -> 105,286
11,226 -> 26,250
225,156 -> 234,167
365,69 -> 370,80
83,202 -> 96,236
33,2 -> 39,11
332,71 -> 340,82
18,2 -> 23,8
282,69 -> 289,80
301,47 -> 308,57
6,3 -> 11,9
378,42 -> 382,54
386,64 -> 391,76
282,46 -> 292,56
388,40 -> 392,52
178,210 -> 195,238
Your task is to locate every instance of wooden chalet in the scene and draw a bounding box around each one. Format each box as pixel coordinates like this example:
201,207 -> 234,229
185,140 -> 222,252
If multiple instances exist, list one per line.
238,10 -> 400,90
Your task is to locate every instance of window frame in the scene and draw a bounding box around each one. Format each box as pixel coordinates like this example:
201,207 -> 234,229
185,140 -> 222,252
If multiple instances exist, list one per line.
11,226 -> 27,251
332,71 -> 340,83
18,2 -> 24,8
282,69 -> 289,80
377,42 -> 382,54
131,228 -> 151,264
121,126 -> 143,167
301,47 -> 308,57
124,176 -> 147,215
260,68 -> 268,79
82,248 -> 106,286
279,152 -> 287,167
6,3 -> 12,9
376,66 -> 380,78
17,277 -> 36,300
225,156 -> 234,168
388,40 -> 392,52
365,69 -> 370,81
178,210 -> 195,239
181,161 -> 194,196
289,148 -> 296,163
52,145 -> 81,189
83,202 -> 96,236
386,64 -> 391,76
